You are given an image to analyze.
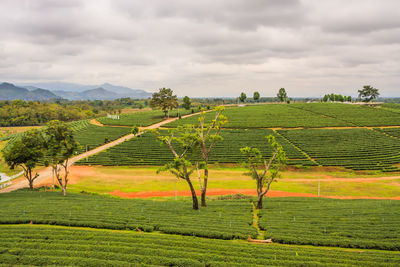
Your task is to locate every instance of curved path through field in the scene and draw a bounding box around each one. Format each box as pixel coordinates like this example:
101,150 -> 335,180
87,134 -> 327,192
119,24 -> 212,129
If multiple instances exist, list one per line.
0,112 -> 202,193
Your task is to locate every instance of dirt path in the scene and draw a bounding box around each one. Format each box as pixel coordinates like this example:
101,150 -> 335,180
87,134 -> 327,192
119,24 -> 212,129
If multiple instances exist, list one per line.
90,119 -> 104,127
0,112 -> 203,193
109,189 -> 400,200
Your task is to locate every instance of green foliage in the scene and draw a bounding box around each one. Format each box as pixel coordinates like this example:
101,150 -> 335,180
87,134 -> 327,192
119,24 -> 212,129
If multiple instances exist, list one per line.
241,135 -> 286,208
0,192 -> 256,240
150,88 -> 178,117
131,125 -> 139,136
1,225 -> 399,266
358,85 -> 380,102
259,197 -> 400,250
44,120 -> 79,165
0,100 -> 118,127
277,88 -> 288,102
239,92 -> 246,103
253,91 -> 260,101
182,96 -> 191,110
322,94 -> 351,102
2,129 -> 45,188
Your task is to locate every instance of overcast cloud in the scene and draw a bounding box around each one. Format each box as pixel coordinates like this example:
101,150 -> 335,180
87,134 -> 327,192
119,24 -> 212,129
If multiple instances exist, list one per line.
0,0 -> 399,97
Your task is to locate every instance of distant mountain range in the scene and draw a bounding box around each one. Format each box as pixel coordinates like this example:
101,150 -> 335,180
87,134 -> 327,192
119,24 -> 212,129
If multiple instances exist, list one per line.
0,82 -> 60,101
0,82 -> 152,101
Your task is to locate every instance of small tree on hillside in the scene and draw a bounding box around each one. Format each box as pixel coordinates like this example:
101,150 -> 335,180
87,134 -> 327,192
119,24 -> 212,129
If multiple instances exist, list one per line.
277,88 -> 287,102
195,106 -> 227,207
150,88 -> 178,117
239,92 -> 247,103
253,91 -> 260,102
240,135 -> 286,209
2,129 -> 44,189
358,85 -> 379,102
45,120 -> 79,196
153,126 -> 200,209
131,125 -> 139,136
182,96 -> 191,110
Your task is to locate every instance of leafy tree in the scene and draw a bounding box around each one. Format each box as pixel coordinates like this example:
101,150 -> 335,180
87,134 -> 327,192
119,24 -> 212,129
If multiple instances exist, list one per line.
182,96 -> 191,110
153,126 -> 200,209
131,125 -> 139,136
2,129 -> 44,189
358,85 -> 379,102
347,96 -> 352,102
44,120 -> 79,196
322,94 -> 329,102
253,92 -> 260,102
194,106 -> 227,207
150,88 -> 178,117
277,88 -> 287,102
240,135 -> 286,209
239,92 -> 247,103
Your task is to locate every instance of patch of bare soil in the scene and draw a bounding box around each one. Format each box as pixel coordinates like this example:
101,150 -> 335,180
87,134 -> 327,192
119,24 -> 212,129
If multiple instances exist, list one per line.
108,189 -> 400,200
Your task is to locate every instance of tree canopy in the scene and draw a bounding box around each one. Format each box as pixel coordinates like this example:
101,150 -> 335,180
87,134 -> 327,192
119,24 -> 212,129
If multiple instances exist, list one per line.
253,92 -> 260,101
150,88 -> 178,117
2,129 -> 45,189
239,92 -> 247,103
277,88 -> 288,102
45,120 -> 80,196
240,135 -> 286,209
358,85 -> 379,102
182,96 -> 191,110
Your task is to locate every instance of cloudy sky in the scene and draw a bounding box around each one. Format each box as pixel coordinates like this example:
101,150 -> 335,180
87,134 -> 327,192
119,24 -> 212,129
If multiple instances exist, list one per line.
0,0 -> 399,97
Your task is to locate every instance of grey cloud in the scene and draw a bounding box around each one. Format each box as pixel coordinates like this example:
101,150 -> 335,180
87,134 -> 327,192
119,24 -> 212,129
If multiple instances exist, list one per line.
0,0 -> 399,97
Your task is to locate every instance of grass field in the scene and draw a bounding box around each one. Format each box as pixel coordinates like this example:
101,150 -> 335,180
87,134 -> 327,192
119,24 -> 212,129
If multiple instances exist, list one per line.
38,166 -> 400,199
1,225 -> 399,266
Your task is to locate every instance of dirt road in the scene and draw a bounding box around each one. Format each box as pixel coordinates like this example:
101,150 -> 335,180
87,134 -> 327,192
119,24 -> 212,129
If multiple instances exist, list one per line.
0,112 -> 201,193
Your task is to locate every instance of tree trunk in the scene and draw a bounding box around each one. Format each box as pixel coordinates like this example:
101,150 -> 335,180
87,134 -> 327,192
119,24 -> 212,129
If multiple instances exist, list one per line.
28,168 -> 33,190
256,195 -> 263,209
29,179 -> 33,190
201,169 -> 208,207
186,178 -> 198,210
62,186 -> 66,196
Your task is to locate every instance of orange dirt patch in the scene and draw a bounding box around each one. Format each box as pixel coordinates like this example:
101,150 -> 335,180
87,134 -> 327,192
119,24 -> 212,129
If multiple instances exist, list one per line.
90,119 -> 104,127
108,189 -> 400,200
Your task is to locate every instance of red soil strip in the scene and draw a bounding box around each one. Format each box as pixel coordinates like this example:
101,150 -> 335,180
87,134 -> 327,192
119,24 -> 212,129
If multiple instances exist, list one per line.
109,189 -> 400,200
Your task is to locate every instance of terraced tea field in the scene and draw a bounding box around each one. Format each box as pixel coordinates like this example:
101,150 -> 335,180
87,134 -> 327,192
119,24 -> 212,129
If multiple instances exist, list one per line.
77,126 -> 400,171
278,128 -> 400,171
97,108 -> 193,127
0,191 -> 256,240
259,198 -> 400,250
1,225 -> 399,266
77,129 -> 316,167
166,104 -> 352,128
166,103 -> 400,129
293,103 -> 400,127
